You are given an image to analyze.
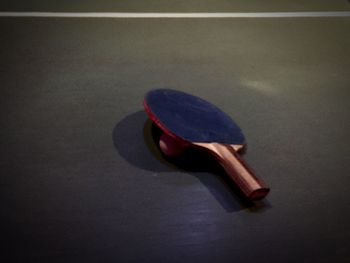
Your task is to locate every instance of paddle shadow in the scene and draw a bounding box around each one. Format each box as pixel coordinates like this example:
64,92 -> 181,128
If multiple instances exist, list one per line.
113,111 -> 270,212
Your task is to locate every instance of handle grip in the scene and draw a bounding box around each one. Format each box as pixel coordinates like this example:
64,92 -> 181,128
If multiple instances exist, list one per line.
194,143 -> 270,200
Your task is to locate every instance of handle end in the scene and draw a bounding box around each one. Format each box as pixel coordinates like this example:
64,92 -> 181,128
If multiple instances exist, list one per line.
249,187 -> 270,201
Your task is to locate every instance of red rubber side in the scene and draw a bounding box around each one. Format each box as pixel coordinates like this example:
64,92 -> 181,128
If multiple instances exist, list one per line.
143,99 -> 190,147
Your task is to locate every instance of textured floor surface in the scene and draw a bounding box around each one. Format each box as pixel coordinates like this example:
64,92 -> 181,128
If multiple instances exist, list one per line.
1,2 -> 350,262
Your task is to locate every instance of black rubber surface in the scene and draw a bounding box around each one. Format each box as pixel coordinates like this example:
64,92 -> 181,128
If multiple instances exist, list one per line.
145,89 -> 246,144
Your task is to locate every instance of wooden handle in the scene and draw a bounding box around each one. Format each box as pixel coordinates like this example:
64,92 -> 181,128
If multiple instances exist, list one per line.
194,143 -> 270,200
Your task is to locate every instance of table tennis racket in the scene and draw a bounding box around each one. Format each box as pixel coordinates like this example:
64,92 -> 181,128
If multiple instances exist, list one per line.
143,89 -> 270,200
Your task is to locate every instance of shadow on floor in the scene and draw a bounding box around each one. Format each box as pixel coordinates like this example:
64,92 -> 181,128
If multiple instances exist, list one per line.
113,110 -> 270,213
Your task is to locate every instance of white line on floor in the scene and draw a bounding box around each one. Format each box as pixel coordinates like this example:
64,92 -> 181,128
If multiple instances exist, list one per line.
0,11 -> 350,18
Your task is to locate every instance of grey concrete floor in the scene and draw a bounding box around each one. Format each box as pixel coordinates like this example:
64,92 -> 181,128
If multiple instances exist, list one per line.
1,2 -> 350,263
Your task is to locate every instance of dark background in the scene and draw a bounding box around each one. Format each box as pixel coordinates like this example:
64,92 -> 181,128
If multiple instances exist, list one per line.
1,1 -> 350,262
1,0 -> 350,12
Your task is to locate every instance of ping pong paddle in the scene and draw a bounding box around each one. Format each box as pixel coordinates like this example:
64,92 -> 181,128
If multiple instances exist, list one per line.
143,89 -> 270,200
